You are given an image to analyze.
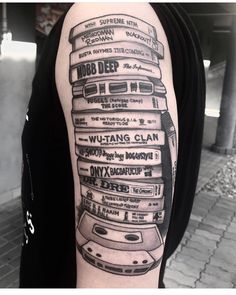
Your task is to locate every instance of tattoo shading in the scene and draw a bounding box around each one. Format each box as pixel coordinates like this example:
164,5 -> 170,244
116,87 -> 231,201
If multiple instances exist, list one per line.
69,14 -> 177,276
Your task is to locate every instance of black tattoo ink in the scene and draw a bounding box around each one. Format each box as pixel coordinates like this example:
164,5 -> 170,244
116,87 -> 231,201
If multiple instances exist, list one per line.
69,14 -> 177,276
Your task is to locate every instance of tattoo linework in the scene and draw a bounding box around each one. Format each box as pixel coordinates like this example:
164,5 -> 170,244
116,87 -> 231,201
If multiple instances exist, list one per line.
69,14 -> 177,276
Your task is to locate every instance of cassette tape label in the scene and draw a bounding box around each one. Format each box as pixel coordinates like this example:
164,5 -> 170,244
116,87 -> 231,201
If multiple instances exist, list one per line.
82,197 -> 165,224
70,58 -> 161,82
69,14 -> 158,40
76,147 -> 161,165
80,176 -> 164,198
73,27 -> 162,54
78,161 -> 162,179
72,112 -> 161,129
70,42 -> 159,65
72,95 -> 168,111
75,129 -> 165,147
81,185 -> 164,211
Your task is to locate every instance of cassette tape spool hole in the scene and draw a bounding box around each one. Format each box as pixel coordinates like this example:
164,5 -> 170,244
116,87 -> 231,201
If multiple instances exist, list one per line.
124,234 -> 140,242
94,226 -> 108,235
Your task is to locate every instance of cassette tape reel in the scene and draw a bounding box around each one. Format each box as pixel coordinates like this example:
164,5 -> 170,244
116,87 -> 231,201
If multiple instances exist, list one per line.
76,211 -> 164,275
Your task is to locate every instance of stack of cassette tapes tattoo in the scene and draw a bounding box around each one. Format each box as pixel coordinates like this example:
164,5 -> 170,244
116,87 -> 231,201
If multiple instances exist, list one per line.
69,14 -> 177,276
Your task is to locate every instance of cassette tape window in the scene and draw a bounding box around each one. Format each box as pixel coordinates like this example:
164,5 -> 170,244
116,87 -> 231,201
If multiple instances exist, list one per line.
56,3 -> 178,288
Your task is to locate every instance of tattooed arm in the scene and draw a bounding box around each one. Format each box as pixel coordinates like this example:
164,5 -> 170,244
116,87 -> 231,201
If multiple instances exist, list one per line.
55,3 -> 178,288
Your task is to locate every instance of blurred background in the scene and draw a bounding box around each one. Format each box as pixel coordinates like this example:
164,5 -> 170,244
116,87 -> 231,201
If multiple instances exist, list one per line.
0,2 -> 235,288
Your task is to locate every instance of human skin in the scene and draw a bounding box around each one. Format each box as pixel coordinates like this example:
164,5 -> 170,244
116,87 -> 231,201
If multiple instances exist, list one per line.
55,2 -> 178,288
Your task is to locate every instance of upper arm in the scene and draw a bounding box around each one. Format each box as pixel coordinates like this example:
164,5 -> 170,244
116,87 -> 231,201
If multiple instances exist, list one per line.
55,3 -> 178,288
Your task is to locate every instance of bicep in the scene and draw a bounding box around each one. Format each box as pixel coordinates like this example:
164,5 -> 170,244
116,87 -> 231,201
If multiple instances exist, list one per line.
55,3 -> 178,288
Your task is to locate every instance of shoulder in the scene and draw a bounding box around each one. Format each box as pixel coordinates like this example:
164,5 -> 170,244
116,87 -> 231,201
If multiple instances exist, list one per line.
55,2 -> 178,129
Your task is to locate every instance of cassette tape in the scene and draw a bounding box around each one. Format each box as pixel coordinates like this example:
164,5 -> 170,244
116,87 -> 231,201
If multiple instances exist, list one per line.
77,160 -> 162,179
75,129 -> 165,147
81,197 -> 165,224
80,176 -> 164,198
79,240 -> 158,276
71,26 -> 162,55
81,184 -> 164,211
75,77 -> 154,97
76,211 -> 164,275
72,76 -> 166,98
77,210 -> 163,250
76,146 -> 161,165
70,58 -> 161,83
71,95 -> 168,112
72,111 -> 161,130
70,41 -> 160,65
69,14 -> 158,41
